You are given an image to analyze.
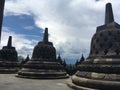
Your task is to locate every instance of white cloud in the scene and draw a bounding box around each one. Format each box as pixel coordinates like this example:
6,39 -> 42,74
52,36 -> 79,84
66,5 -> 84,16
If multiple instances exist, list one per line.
24,26 -> 34,30
3,0 -> 120,63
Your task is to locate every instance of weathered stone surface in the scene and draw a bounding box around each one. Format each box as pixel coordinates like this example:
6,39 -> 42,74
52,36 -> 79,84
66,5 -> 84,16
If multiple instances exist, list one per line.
18,28 -> 68,79
0,74 -> 72,90
69,3 -> 120,89
0,36 -> 19,73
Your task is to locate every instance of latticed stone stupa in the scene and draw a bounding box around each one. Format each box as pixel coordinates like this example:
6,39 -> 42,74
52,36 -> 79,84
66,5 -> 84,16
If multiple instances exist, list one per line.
68,3 -> 120,89
18,28 -> 69,79
0,36 -> 19,73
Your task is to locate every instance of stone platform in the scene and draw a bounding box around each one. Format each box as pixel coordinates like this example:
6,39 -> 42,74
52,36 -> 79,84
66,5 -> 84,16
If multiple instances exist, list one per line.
0,74 -> 72,90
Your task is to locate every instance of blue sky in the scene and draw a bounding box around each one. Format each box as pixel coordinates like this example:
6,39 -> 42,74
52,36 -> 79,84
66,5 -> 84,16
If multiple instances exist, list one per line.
3,15 -> 43,40
2,0 -> 120,64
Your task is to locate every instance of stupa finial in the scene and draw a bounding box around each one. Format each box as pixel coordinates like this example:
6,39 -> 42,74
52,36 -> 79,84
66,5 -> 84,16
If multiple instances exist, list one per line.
105,3 -> 114,24
7,36 -> 12,47
43,27 -> 48,43
80,54 -> 85,62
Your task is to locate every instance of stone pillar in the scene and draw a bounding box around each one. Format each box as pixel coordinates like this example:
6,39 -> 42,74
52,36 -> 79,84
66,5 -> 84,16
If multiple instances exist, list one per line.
0,0 -> 5,41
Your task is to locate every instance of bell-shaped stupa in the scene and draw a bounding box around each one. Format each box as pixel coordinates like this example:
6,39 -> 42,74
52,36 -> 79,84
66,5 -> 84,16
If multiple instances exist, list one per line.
68,3 -> 120,90
0,36 -> 19,73
18,28 -> 68,79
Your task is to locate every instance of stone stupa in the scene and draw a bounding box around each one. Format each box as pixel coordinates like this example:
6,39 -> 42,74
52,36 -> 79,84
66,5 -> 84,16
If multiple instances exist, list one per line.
17,28 -> 69,79
0,36 -> 19,73
68,3 -> 120,90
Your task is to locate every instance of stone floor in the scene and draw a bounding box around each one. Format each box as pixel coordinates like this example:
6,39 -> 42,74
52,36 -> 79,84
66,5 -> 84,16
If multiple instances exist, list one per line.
0,74 -> 72,90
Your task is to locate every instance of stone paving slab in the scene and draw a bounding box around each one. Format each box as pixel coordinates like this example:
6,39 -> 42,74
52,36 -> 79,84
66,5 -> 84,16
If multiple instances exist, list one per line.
0,74 -> 72,90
